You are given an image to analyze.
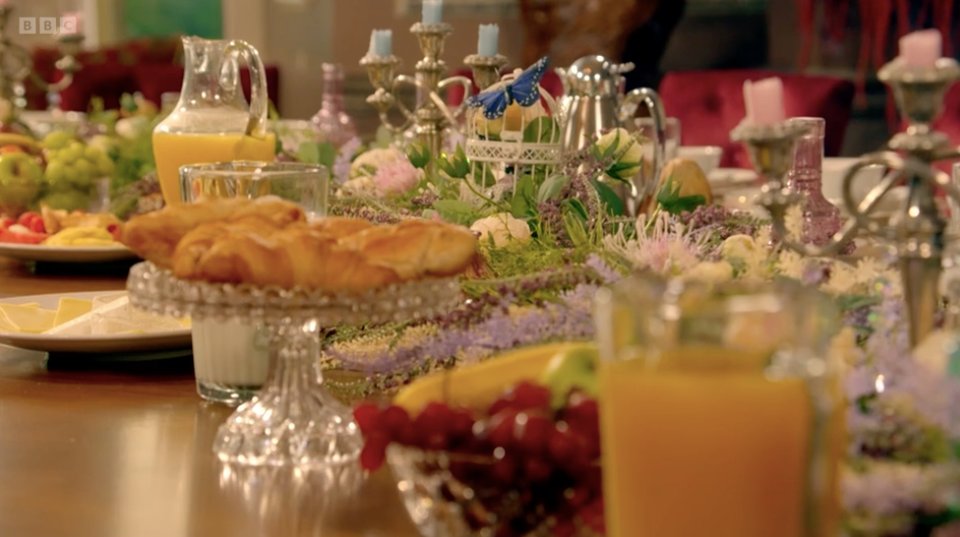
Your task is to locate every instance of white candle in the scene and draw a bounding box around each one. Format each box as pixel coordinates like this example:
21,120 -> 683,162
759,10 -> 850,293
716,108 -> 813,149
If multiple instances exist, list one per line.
478,24 -> 499,57
422,0 -> 443,24
899,29 -> 942,67
368,29 -> 392,57
743,77 -> 785,126
60,10 -> 82,35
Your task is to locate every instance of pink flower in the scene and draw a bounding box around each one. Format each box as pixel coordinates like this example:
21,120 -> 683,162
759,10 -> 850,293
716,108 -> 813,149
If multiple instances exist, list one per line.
373,157 -> 421,196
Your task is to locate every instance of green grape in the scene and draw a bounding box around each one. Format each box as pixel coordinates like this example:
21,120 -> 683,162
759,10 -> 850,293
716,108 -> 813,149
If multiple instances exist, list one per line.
71,159 -> 95,186
41,131 -> 74,151
40,188 -> 91,211
44,160 -> 67,184
83,145 -> 102,161
59,142 -> 84,164
95,153 -> 114,176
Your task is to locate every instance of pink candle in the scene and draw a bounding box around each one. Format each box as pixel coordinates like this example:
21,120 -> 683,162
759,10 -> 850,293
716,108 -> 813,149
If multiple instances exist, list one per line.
899,29 -> 942,67
743,77 -> 785,126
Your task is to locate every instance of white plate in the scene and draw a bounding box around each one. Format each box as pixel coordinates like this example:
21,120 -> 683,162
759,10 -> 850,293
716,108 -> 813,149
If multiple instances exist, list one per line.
708,167 -> 758,189
0,291 -> 190,353
0,243 -> 136,263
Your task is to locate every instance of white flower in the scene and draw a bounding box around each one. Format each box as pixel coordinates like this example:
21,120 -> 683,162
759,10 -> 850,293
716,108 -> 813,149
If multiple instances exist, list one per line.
784,205 -> 804,241
595,128 -> 643,181
340,175 -> 376,196
349,147 -> 404,178
115,116 -> 148,139
776,249 -> 809,280
682,261 -> 734,285
86,135 -> 116,154
721,234 -> 766,266
470,212 -> 531,247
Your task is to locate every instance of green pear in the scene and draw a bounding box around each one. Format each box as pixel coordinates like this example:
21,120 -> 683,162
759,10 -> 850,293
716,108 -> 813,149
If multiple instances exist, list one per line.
540,344 -> 599,408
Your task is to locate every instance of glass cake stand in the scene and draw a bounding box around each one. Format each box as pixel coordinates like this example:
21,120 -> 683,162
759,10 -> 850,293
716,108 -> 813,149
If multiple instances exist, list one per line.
126,261 -> 462,466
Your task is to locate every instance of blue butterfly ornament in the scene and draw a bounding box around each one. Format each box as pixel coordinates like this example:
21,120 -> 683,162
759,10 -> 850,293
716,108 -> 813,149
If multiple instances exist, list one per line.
467,56 -> 549,120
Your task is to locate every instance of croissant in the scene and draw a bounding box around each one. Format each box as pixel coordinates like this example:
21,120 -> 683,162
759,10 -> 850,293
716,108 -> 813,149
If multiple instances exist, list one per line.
122,196 -> 305,268
171,215 -> 286,279
307,216 -> 374,239
178,225 -> 401,293
339,219 -> 479,279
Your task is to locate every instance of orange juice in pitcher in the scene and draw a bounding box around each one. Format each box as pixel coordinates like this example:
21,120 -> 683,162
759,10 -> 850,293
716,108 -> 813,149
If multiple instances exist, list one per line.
153,37 -> 275,205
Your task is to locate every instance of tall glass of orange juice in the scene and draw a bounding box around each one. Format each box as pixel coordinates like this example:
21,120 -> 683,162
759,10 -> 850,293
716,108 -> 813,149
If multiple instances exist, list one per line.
153,37 -> 276,205
594,275 -> 844,537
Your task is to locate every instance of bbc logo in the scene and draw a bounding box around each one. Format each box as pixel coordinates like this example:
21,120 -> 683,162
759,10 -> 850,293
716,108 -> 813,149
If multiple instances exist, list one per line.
18,16 -> 78,35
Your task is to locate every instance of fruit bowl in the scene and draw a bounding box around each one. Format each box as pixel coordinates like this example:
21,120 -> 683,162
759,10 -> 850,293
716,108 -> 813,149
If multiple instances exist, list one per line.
387,444 -> 603,537
356,379 -> 605,537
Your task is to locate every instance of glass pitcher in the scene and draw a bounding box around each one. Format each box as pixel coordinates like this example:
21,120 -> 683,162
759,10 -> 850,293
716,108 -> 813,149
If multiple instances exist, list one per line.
594,273 -> 845,537
153,37 -> 276,205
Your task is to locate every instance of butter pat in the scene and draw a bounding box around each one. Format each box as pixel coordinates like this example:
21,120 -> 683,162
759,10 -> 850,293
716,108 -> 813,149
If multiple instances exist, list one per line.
52,297 -> 92,326
0,304 -> 57,333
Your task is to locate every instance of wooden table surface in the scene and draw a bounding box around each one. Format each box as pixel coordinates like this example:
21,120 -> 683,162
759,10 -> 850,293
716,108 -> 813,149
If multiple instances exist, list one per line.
0,258 -> 417,537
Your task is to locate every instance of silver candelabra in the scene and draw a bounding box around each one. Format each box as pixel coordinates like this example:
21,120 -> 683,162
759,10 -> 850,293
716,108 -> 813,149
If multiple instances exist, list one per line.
359,23 -> 513,169
0,5 -> 82,124
733,56 -> 960,347
359,22 -> 471,169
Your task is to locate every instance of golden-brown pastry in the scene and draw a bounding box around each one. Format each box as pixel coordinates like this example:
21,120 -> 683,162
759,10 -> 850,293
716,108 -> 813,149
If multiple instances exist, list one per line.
307,217 -> 374,239
177,225 -> 401,293
122,196 -> 305,268
340,219 -> 479,279
171,215 -> 285,279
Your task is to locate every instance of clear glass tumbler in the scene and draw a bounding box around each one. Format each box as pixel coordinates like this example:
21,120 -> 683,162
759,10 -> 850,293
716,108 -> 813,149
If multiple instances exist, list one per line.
787,117 -> 842,245
179,161 -> 329,404
594,274 -> 845,537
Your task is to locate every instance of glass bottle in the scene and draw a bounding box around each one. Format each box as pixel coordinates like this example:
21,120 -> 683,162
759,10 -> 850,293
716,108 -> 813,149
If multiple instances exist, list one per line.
787,117 -> 842,245
310,63 -> 357,148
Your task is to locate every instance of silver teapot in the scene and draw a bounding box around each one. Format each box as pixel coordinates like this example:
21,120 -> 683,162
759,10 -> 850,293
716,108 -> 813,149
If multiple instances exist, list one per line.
558,55 -> 666,215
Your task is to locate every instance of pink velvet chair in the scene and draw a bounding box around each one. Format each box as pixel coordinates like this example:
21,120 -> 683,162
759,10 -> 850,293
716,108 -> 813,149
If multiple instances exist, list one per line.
659,70 -> 855,168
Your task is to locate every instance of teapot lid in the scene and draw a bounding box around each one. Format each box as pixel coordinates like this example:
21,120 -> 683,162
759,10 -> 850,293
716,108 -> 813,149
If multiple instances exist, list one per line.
564,55 -> 634,96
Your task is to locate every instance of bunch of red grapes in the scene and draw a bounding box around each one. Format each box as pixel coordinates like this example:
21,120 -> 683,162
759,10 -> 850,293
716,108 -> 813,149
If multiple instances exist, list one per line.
354,381 -> 604,536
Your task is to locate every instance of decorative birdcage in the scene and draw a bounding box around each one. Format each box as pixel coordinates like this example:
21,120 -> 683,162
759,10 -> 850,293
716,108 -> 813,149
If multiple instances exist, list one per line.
463,70 -> 565,188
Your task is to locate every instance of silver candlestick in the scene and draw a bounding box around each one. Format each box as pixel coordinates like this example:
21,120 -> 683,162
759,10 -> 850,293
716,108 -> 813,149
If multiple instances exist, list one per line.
0,5 -> 82,125
463,53 -> 507,91
733,56 -> 960,347
359,22 -> 472,171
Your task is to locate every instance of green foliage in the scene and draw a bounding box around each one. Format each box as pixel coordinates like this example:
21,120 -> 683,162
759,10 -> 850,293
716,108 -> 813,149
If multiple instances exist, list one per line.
296,141 -> 337,168
522,117 -> 557,144
536,174 -> 569,204
407,143 -> 431,169
590,179 -> 625,216
510,174 -> 538,219
438,145 -> 471,179
656,178 -> 706,214
432,199 -> 482,226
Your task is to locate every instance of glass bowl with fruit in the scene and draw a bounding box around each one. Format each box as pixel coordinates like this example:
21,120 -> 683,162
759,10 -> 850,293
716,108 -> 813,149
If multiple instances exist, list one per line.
355,344 -> 605,537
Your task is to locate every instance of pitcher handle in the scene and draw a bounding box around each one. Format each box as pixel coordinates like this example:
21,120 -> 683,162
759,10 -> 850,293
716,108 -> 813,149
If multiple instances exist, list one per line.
621,88 -> 666,202
225,39 -> 269,138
